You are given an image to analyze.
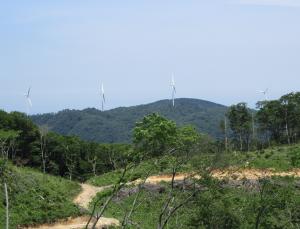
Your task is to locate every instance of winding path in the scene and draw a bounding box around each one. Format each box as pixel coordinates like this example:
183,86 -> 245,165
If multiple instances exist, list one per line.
143,168 -> 300,184
24,184 -> 119,229
23,168 -> 300,229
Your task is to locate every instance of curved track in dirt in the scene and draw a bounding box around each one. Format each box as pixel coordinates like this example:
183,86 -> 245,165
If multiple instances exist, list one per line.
23,168 -> 300,228
23,184 -> 119,229
142,168 -> 300,184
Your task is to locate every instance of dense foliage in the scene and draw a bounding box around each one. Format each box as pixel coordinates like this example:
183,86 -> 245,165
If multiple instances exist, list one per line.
90,157 -> 300,229
224,92 -> 300,151
30,98 -> 228,143
1,92 -> 300,228
0,110 -> 133,181
0,160 -> 81,228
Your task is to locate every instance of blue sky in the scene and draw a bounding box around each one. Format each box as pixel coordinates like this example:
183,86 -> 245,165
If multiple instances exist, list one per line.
1,0 -> 300,114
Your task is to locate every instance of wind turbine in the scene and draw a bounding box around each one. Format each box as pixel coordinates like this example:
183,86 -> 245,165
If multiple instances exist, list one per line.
24,86 -> 32,115
171,74 -> 176,107
100,83 -> 105,111
259,88 -> 268,101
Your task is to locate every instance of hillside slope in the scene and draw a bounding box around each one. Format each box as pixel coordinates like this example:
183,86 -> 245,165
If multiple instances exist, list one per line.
0,161 -> 81,228
31,98 -> 227,143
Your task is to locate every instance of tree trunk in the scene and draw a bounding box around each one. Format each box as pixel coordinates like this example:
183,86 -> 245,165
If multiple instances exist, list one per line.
93,163 -> 96,176
285,109 -> 291,145
224,117 -> 228,151
4,183 -> 9,229
42,158 -> 46,174
239,134 -> 243,151
285,122 -> 290,145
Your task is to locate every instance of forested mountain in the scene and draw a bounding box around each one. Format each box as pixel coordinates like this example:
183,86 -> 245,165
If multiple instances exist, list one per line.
30,98 -> 228,143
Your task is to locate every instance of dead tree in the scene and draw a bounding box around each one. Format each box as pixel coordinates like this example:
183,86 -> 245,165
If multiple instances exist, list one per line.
224,117 -> 228,151
121,169 -> 152,228
4,182 -> 9,229
0,131 -> 20,160
88,155 -> 98,177
0,138 -> 9,159
39,126 -> 49,174
157,166 -> 198,229
64,145 -> 77,181
86,164 -> 131,229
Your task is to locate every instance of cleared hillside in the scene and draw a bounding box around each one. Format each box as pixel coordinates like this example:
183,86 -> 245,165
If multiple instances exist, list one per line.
30,98 -> 227,143
0,162 -> 81,228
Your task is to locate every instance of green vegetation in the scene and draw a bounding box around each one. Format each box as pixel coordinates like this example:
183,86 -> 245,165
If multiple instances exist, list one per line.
0,160 -> 81,228
0,109 -> 133,181
1,91 -> 300,228
225,92 -> 300,151
30,98 -> 228,143
245,145 -> 300,171
88,157 -> 194,187
91,176 -> 300,228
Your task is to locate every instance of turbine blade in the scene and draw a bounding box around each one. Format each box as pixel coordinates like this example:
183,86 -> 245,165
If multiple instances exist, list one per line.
101,83 -> 104,94
27,98 -> 32,107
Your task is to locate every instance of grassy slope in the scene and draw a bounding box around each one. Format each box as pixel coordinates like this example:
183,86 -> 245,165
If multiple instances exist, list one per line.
246,144 -> 300,171
87,156 -> 194,187
86,144 -> 300,228
88,144 -> 300,187
91,177 -> 300,229
0,164 -> 81,228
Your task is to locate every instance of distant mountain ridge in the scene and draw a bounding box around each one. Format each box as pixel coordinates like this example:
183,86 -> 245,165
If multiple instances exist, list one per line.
30,98 -> 228,143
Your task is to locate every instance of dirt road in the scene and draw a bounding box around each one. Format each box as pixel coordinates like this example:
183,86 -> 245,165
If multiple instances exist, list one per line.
24,216 -> 119,229
24,184 -> 119,229
143,168 -> 300,184
23,168 -> 300,228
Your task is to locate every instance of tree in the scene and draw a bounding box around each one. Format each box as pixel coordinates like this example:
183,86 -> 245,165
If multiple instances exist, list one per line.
0,130 -> 20,159
62,136 -> 81,181
220,117 -> 229,151
176,125 -> 200,158
133,113 -> 177,158
85,142 -> 105,177
39,125 -> 49,173
0,156 -> 10,229
279,92 -> 300,144
227,103 -> 252,151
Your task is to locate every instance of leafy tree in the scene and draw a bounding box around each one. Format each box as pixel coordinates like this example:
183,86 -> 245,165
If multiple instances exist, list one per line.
0,130 -> 20,159
62,136 -> 81,181
133,113 -> 177,158
227,103 -> 252,151
176,126 -> 209,158
280,92 -> 300,144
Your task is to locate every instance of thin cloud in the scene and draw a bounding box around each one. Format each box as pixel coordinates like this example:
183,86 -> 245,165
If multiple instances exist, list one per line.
230,0 -> 300,7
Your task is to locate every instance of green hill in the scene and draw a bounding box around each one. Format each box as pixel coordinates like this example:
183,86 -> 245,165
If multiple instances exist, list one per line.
0,161 -> 81,228
30,98 -> 227,143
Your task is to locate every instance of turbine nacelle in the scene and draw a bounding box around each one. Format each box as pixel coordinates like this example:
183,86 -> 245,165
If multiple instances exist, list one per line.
258,88 -> 268,100
24,87 -> 32,107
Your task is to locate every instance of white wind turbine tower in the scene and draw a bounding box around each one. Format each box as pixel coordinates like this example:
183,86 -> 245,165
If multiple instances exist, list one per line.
24,86 -> 32,115
259,88 -> 269,101
171,74 -> 176,107
100,83 -> 105,111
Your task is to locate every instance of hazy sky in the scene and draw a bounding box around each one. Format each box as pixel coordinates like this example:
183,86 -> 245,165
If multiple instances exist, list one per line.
1,0 -> 300,114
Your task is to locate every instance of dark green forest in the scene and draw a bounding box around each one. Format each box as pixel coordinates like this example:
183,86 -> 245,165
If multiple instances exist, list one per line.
30,98 -> 228,143
1,92 -> 300,228
2,92 -> 300,181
